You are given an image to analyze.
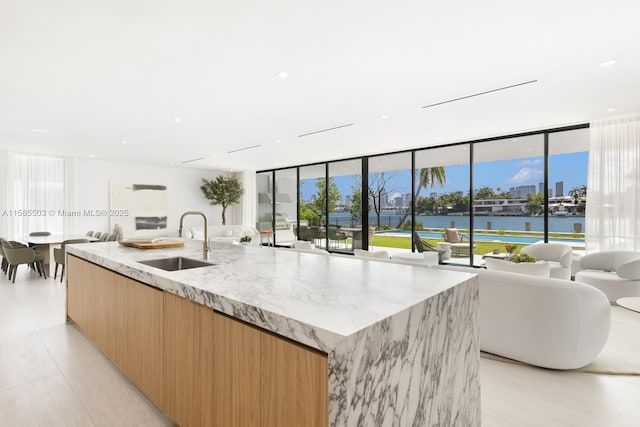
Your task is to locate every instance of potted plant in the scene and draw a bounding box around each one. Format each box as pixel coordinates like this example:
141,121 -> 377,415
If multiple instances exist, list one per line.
200,175 -> 244,225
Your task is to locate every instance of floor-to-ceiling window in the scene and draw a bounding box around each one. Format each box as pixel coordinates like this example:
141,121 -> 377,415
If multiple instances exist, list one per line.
327,159 -> 362,253
298,164 -> 326,247
258,124 -> 589,262
367,153 -> 412,249
548,128 -> 589,249
472,134 -> 544,265
273,168 -> 297,246
415,144 -> 471,258
256,171 -> 273,243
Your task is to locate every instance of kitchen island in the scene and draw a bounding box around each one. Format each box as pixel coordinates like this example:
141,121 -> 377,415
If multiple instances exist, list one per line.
66,240 -> 480,426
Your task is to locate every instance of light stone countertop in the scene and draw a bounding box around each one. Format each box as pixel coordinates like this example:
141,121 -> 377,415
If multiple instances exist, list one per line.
67,240 -> 477,353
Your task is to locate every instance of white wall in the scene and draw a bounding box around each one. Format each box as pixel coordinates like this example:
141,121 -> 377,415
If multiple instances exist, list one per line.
70,158 -> 253,237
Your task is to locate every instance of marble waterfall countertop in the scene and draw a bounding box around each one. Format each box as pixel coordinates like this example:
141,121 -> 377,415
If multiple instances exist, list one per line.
66,240 -> 475,353
67,239 -> 481,426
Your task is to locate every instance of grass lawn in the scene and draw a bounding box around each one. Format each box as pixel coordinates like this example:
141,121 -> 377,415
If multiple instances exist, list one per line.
371,235 -> 528,255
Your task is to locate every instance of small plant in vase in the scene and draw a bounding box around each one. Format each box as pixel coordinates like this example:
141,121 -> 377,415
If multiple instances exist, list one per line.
511,253 -> 536,264
239,235 -> 252,245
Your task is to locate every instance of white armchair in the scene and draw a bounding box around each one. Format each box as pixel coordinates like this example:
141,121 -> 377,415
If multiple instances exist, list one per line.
574,251 -> 640,302
519,243 -> 572,280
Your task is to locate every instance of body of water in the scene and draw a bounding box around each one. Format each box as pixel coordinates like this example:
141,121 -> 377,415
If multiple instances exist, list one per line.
328,212 -> 585,234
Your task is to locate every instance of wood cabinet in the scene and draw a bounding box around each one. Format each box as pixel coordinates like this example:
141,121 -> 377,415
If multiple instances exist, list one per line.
67,255 -> 328,427
67,255 -> 163,402
114,274 -> 164,404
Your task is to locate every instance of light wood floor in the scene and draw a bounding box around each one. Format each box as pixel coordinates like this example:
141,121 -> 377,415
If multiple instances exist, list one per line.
2,266 -> 640,426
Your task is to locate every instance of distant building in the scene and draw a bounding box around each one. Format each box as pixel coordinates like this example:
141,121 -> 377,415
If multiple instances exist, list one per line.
555,181 -> 564,197
509,185 -> 536,199
539,182 -> 544,194
380,193 -> 388,208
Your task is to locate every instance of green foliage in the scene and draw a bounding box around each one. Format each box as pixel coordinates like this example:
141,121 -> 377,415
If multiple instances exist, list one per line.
239,235 -> 252,243
526,192 -> 545,215
474,186 -> 496,199
300,177 -> 340,226
349,180 -> 363,224
511,253 -> 536,263
200,175 -> 244,225
400,220 -> 424,231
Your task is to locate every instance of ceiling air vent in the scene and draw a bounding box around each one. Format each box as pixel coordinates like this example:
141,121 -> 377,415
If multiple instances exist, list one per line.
227,144 -> 262,154
422,80 -> 537,109
298,123 -> 354,138
181,157 -> 204,164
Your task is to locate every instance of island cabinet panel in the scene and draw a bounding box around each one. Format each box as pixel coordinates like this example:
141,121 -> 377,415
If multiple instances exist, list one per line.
66,255 -> 92,333
67,256 -> 164,408
211,312 -> 261,427
163,292 -> 327,427
162,292 -> 199,426
163,293 -> 263,427
113,274 -> 164,405
260,332 -> 329,427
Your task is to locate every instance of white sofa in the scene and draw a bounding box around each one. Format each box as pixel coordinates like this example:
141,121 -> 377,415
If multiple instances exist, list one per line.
435,264 -> 611,370
574,251 -> 640,302
183,224 -> 261,246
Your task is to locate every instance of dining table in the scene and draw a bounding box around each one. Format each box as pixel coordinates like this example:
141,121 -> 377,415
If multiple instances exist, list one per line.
25,233 -> 98,277
340,227 -> 363,249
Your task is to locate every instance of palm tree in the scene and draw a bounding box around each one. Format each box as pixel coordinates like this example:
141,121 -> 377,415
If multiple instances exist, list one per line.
396,166 -> 446,227
418,167 -> 446,192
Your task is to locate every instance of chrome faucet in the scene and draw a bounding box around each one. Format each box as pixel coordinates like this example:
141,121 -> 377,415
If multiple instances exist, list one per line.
179,211 -> 211,260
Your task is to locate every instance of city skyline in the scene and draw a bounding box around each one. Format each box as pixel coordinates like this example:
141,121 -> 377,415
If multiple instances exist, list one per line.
300,152 -> 588,202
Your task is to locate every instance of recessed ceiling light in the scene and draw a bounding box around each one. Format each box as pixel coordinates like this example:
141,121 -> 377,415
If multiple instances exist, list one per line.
170,162 -> 175,166
121,140 -> 128,144
173,117 -> 182,122
89,154 -> 95,158
30,128 -> 48,133
381,115 -> 389,119
275,139 -> 281,143
608,108 -> 616,112
600,59 -> 617,67
276,71 -> 289,79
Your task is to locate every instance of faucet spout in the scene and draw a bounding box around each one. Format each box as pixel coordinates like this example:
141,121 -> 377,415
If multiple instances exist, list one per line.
179,211 -> 210,260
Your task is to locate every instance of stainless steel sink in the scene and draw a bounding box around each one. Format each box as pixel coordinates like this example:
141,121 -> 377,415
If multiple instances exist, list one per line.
138,257 -> 213,271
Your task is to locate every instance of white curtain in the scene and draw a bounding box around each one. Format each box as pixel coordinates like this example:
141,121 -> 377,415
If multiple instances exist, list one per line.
5,152 -> 66,239
586,114 -> 640,252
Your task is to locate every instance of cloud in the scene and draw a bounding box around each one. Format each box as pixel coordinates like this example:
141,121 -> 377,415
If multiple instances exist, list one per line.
516,159 -> 543,168
507,167 -> 543,184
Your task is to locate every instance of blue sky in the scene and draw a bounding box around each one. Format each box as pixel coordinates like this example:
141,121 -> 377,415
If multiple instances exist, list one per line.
301,152 -> 588,200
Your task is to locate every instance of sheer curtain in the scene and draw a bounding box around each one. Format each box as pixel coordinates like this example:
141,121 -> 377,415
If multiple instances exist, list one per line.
5,152 -> 66,239
586,114 -> 640,252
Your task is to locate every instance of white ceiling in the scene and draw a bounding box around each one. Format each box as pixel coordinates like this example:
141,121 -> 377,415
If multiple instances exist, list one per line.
2,0 -> 639,172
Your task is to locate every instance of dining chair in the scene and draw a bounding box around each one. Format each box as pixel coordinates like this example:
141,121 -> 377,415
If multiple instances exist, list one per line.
1,239 -> 47,283
29,231 -> 51,236
54,238 -> 90,283
105,233 -> 117,241
86,231 -> 94,237
93,232 -> 102,239
99,233 -> 109,242
0,238 -> 8,274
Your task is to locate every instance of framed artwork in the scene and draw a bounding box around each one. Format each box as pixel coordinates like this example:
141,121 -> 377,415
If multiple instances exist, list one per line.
110,183 -> 168,238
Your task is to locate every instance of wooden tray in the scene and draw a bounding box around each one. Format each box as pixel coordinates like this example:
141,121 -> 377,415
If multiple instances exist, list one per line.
119,239 -> 185,249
